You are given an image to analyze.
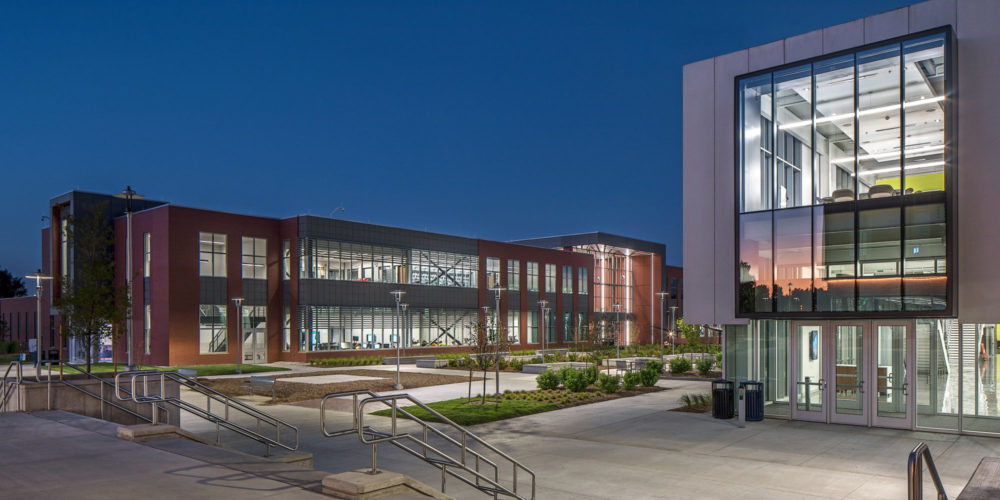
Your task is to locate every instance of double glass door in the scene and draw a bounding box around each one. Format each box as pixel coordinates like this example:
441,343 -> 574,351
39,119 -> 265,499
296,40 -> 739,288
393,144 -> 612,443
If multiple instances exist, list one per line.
790,320 -> 913,428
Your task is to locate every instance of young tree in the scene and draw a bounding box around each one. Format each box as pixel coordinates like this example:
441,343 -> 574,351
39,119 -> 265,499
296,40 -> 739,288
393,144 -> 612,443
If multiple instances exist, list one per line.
0,269 -> 27,298
676,318 -> 702,363
54,204 -> 129,372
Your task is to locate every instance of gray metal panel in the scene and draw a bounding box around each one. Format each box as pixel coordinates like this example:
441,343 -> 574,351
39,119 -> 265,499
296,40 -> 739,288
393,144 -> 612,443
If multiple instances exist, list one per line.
864,7 -> 909,44
298,216 -> 478,255
682,58 -> 716,325
561,295 -> 573,314
713,51 -> 748,326
909,0 -> 956,33
748,40 -> 784,73
199,277 -> 228,304
957,0 -> 1000,322
298,280 -> 477,310
523,291 -> 539,310
143,278 -> 150,305
241,279 -> 267,306
784,29 -> 823,65
506,290 -> 520,310
823,19 -> 864,54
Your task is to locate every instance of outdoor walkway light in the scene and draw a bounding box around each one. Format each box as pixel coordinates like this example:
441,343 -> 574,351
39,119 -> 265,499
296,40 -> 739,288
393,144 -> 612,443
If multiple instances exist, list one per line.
390,290 -> 405,390
400,303 -> 408,356
537,299 -> 548,349
669,305 -> 678,352
492,283 -> 505,395
232,297 -> 244,374
25,270 -> 52,367
114,185 -> 143,370
613,303 -> 621,358
656,291 -> 668,362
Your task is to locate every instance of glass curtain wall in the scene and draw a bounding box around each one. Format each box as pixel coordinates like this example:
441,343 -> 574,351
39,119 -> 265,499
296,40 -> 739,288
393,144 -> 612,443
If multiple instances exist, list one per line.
299,238 -> 478,288
299,306 -> 477,351
738,31 -> 948,315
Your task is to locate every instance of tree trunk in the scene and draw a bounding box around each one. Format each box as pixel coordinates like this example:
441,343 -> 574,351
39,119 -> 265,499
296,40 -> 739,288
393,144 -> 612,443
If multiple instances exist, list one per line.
467,360 -> 472,402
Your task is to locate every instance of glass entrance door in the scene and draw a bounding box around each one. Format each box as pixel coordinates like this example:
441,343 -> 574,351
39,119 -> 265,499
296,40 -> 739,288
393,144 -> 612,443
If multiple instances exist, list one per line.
830,322 -> 867,425
791,323 -> 827,422
872,322 -> 913,429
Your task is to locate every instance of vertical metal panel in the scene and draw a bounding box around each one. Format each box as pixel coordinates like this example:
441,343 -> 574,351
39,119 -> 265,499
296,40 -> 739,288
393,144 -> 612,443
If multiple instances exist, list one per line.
864,7 -> 909,44
909,0 -> 956,33
748,40 -> 784,73
823,19 -> 864,54
714,50 -> 749,325
682,58 -> 716,324
785,29 -> 824,65
957,0 -> 1000,322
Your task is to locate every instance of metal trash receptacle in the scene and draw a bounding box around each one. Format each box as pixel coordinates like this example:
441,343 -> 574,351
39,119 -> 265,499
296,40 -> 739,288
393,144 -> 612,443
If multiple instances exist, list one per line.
740,381 -> 764,421
712,379 -> 734,419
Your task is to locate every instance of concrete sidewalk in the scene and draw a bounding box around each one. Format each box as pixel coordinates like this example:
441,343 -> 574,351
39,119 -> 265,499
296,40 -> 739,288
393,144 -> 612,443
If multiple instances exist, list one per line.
180,376 -> 990,499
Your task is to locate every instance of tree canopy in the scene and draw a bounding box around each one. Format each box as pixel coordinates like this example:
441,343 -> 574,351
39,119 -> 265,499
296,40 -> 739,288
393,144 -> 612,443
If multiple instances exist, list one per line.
0,269 -> 27,298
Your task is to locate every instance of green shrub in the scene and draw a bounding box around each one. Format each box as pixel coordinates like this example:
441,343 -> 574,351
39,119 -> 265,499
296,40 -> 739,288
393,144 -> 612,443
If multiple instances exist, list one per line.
638,367 -> 659,387
622,371 -> 640,390
695,358 -> 714,376
584,365 -> 598,384
596,373 -> 621,393
498,358 -> 509,370
645,360 -> 664,374
536,369 -> 560,390
563,369 -> 590,392
557,366 -> 575,384
669,357 -> 692,374
716,353 -> 723,364
568,353 -> 578,362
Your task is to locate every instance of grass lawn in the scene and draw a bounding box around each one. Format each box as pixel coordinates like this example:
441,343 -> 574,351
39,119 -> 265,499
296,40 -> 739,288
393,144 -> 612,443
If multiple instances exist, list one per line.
0,354 -> 23,364
372,397 -> 558,426
53,362 -> 290,377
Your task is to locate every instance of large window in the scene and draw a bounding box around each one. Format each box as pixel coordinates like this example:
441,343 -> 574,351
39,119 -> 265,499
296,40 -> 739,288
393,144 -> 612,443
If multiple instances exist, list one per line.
527,262 -> 538,291
282,240 -> 291,280
143,304 -> 151,354
507,310 -> 520,343
143,233 -> 151,277
242,237 -> 267,279
199,304 -> 227,354
562,266 -> 573,294
527,311 -> 538,343
508,259 -> 520,291
199,233 -> 226,277
563,312 -> 572,341
545,264 -> 556,293
283,307 -> 291,352
301,239 -> 477,288
737,30 -> 950,316
578,268 -> 588,295
487,258 -> 500,288
299,306 -> 477,351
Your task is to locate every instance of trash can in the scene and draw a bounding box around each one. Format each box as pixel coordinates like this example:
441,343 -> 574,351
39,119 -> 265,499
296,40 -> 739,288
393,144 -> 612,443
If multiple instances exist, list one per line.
712,379 -> 734,419
740,381 -> 764,422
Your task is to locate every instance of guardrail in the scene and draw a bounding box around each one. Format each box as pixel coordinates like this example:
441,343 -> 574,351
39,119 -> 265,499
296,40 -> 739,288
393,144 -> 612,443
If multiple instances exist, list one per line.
1,361 -> 23,412
908,442 -> 947,500
321,389 -> 535,499
114,370 -> 298,456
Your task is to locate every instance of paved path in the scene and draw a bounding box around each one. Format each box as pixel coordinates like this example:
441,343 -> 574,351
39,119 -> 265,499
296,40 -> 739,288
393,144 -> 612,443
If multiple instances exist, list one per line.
0,411 -> 326,499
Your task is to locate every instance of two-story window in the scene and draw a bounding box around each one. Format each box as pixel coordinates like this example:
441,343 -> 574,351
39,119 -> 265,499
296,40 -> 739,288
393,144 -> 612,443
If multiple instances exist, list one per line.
199,233 -> 227,277
242,237 -> 267,279
562,265 -> 573,294
544,264 -> 556,293
486,257 -> 500,288
507,260 -> 520,291
143,233 -> 151,277
527,262 -> 538,291
737,31 -> 949,315
578,268 -> 588,295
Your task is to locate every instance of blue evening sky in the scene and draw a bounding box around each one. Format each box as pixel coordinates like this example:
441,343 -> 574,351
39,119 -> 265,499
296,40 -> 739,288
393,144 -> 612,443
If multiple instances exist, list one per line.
0,0 -> 913,282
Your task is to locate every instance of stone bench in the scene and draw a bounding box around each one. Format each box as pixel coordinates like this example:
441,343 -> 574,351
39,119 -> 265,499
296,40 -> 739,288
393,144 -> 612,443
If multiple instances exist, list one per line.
522,361 -> 591,374
382,355 -> 435,365
415,358 -> 449,369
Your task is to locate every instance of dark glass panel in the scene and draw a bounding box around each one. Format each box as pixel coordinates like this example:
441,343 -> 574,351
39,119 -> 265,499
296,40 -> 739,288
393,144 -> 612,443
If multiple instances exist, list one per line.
774,207 -> 813,312
739,212 -> 773,313
814,203 -> 855,311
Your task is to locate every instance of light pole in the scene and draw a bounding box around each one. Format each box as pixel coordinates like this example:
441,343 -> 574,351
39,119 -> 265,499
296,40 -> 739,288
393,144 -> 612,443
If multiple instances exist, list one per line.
492,285 -> 504,395
669,305 -> 678,353
537,299 -> 548,350
400,303 -> 408,356
232,297 -> 244,374
390,290 -> 405,390
613,303 -> 621,359
656,291 -> 668,362
26,271 -> 52,367
114,186 -> 143,370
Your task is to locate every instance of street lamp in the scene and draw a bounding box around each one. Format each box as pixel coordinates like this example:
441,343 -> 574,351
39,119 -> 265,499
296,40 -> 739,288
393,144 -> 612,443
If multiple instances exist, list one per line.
232,297 -> 244,374
400,303 -> 408,356
492,284 -> 505,395
537,299 -> 548,350
669,305 -> 678,353
26,271 -> 52,367
656,291 -> 669,362
114,186 -> 144,370
613,303 -> 621,358
390,290 -> 405,390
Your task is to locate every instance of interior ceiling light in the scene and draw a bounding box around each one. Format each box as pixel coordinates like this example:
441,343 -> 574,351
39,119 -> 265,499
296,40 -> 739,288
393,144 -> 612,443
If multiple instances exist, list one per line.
778,95 -> 945,130
851,160 -> 945,176
830,145 -> 944,165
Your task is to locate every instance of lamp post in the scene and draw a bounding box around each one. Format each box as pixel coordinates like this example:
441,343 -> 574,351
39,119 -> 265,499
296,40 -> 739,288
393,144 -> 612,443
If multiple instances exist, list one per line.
492,285 -> 504,395
669,305 -> 678,353
537,299 -> 548,350
390,290 -> 405,390
26,271 -> 52,367
232,297 -> 244,374
400,303 -> 408,356
656,291 -> 668,362
613,303 -> 621,359
114,186 -> 144,370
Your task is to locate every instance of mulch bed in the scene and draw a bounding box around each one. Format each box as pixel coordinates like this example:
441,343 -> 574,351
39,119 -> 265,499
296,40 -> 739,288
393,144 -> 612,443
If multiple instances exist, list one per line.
197,369 -> 481,405
669,405 -> 711,413
541,386 -> 665,409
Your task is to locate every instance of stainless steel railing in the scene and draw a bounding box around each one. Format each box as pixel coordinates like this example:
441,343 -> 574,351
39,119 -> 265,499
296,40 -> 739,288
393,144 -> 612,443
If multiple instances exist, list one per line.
908,442 -> 947,500
45,362 -> 165,423
114,370 -> 298,456
321,389 -> 535,499
1,361 -> 23,412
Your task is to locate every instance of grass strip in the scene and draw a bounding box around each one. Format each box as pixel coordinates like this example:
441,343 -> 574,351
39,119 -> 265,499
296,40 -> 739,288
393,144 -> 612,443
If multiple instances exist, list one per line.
372,397 -> 558,426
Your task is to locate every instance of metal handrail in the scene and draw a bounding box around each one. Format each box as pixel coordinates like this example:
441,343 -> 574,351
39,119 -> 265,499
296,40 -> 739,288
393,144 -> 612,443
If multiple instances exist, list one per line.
1,361 -> 23,412
321,389 -> 535,499
908,442 -> 947,500
42,361 -> 171,424
113,370 -> 298,455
